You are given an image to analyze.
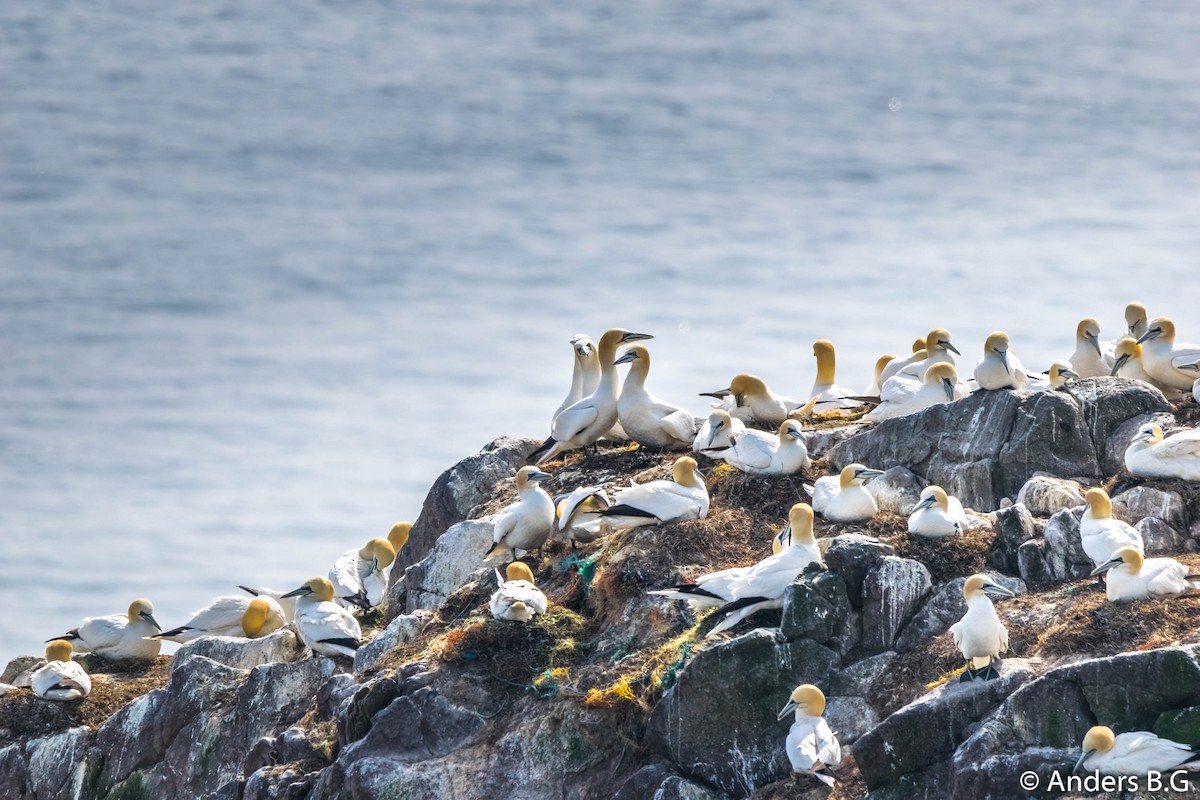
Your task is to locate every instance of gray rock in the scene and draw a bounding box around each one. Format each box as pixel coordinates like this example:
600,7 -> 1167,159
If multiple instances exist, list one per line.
828,651 -> 897,698
1041,507 -> 1091,580
387,436 -> 541,619
824,695 -> 878,745
403,518 -> 496,613
862,557 -> 932,653
1103,411 -> 1176,476
867,466 -> 926,514
1061,379 -> 1171,476
0,656 -> 41,688
27,727 -> 89,800
243,766 -> 320,800
339,686 -> 486,765
612,764 -> 724,800
353,610 -> 434,673
1138,516 -> 1188,555
779,571 -> 855,652
805,424 -> 864,460
171,629 -> 308,673
823,534 -> 896,608
1015,474 -> 1085,517
1016,539 -> 1051,585
986,503 -> 1037,575
1112,485 -> 1188,530
646,629 -> 840,796
895,574 -> 1026,653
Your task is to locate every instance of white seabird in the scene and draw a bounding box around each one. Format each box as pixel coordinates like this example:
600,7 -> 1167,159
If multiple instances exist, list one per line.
1026,361 -> 1079,392
1125,423 -> 1200,482
648,503 -> 823,636
555,484 -> 611,546
529,328 -> 654,464
1068,317 -> 1112,378
805,464 -> 884,522
880,328 -> 960,383
776,684 -> 842,786
1075,725 -> 1200,776
52,598 -> 162,660
907,486 -> 968,538
1091,546 -> 1198,602
807,340 -> 863,414
491,466 -> 555,561
1109,337 -> 1163,390
704,419 -> 811,475
329,537 -> 396,611
699,374 -> 801,427
1079,488 -> 1144,569
864,354 -> 897,396
950,574 -> 1014,681
552,334 -> 600,425
1123,301 -> 1150,341
614,345 -> 697,450
489,561 -> 549,621
31,640 -> 92,701
1137,317 -> 1200,393
693,407 -> 746,454
597,455 -> 709,531
152,595 -> 287,644
281,576 -> 363,658
865,363 -> 967,422
973,332 -> 1029,391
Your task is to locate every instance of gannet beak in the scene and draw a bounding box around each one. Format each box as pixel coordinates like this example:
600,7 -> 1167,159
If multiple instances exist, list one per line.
1137,328 -> 1161,344
1061,367 -> 1079,380
777,699 -> 798,721
858,468 -> 886,484
621,332 -> 654,343
1086,331 -> 1102,356
281,586 -> 312,599
942,377 -> 955,401
1110,354 -> 1129,376
614,349 -> 639,366
1073,749 -> 1095,774
528,470 -> 553,482
575,342 -> 593,357
1090,557 -> 1122,577
982,582 -> 1014,599
993,349 -> 1009,374
706,424 -> 721,448
913,496 -> 936,512
700,388 -> 732,399
142,611 -> 162,631
943,340 -> 961,355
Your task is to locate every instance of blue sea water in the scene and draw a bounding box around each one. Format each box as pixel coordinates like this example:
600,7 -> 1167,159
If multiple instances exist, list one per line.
1,2 -> 1198,665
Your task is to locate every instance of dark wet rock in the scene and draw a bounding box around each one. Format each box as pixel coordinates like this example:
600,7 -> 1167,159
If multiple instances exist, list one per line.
828,651 -> 897,697
895,574 -> 1026,653
1015,475 -> 1085,518
823,534 -> 895,608
861,557 -> 932,653
867,467 -> 926,515
824,695 -> 878,745
1155,705 -> 1200,747
986,503 -> 1037,574
779,571 -> 856,653
612,764 -> 724,800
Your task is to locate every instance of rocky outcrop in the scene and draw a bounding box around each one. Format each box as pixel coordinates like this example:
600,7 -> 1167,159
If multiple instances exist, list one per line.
403,519 -> 496,613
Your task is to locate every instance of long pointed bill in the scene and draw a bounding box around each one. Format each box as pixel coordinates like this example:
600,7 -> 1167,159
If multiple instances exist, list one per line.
983,583 -> 1015,599
859,469 -> 886,484
1136,328 -> 1160,345
944,340 -> 961,355
913,496 -> 936,512
943,377 -> 955,401
281,586 -> 310,599
996,349 -> 1010,374
144,613 -> 162,631
1090,558 -> 1121,577
621,332 -> 654,343
777,700 -> 798,721
700,388 -> 731,399
613,350 -> 638,366
1074,749 -> 1096,774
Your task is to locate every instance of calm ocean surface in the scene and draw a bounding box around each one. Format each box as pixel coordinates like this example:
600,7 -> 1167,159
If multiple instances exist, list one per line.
2,2 -> 1198,664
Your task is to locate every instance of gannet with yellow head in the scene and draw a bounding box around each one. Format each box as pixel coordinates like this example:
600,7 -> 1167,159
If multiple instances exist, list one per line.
973,332 -> 1030,391
777,684 -> 841,786
281,576 -> 363,658
529,328 -> 654,463
552,334 -> 600,426
31,640 -> 92,701
1074,725 -> 1200,776
51,598 -> 162,660
866,362 -> 967,422
1125,423 -> 1200,482
805,464 -> 884,522
329,537 -> 397,611
598,456 -> 708,531
1137,317 -> 1200,392
1109,337 -> 1163,390
949,574 -> 1014,681
489,561 -> 548,621
692,407 -> 746,454
699,373 -> 803,427
1079,488 -> 1143,569
490,466 -> 555,561
704,419 -> 810,475
388,521 -> 412,554
1027,360 -> 1079,392
1068,317 -> 1112,378
864,354 -> 897,395
880,328 -> 960,383
807,340 -> 864,413
555,484 -> 611,545
1091,546 -> 1198,602
614,345 -> 697,450
152,594 -> 287,643
907,485 -> 969,538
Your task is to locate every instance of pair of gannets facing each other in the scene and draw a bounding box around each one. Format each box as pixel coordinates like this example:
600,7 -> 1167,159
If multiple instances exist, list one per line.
777,684 -> 842,786
529,328 -> 653,464
807,340 -> 863,414
153,595 -> 287,644
1137,317 -> 1200,392
553,334 -> 599,424
693,408 -> 746,454
1126,423 -> 1200,482
281,577 -> 363,658
879,328 -> 960,384
704,419 -> 811,475
614,345 -> 697,450
555,484 -> 611,546
329,537 -> 396,611
1079,488 -> 1143,569
907,486 -> 968,538
1075,725 -> 1200,776
649,504 -> 822,637
489,561 -> 548,621
1090,547 -> 1199,602
864,363 -> 968,423
27,640 -> 92,701
597,456 -> 709,531
805,464 -> 884,522
699,374 -> 801,427
973,332 -> 1030,391
52,598 -> 162,660
950,574 -> 1014,681
491,466 -> 555,561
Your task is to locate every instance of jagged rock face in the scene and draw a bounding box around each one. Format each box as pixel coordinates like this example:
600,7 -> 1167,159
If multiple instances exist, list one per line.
388,436 -> 542,619
779,571 -> 857,655
0,726 -> 88,800
987,504 -> 1037,575
861,557 -> 932,654
403,518 -> 496,613
829,379 -> 1169,512
646,629 -> 840,796
822,534 -> 895,609
612,764 -> 724,800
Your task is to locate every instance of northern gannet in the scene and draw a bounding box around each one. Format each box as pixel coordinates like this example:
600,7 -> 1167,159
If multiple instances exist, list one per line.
1110,337 -> 1162,390
1027,361 -> 1079,392
865,363 -> 967,422
1074,725 -> 1200,776
1124,302 -> 1149,340
1079,488 -> 1144,569
31,640 -> 91,701
864,354 -> 897,395
807,340 -> 863,414
973,332 -> 1029,391
388,521 -> 412,555
529,328 -> 653,463
52,598 -> 162,660
1125,423 -> 1200,482
598,455 -> 709,530
693,408 -> 746,454
491,466 -> 555,561
329,537 -> 396,611
1068,317 -> 1112,378
1091,546 -> 1198,602
152,595 -> 287,644
555,484 -> 610,546
552,334 -> 600,424
699,374 -> 801,427
614,345 -> 697,450
805,464 -> 883,522
1137,317 -> 1200,392
649,503 -> 822,636
880,328 -> 960,383
949,574 -> 1014,681
705,419 -> 811,475
777,684 -> 841,786
237,585 -> 298,622
282,577 -> 363,658
489,561 -> 548,621
907,485 -> 968,538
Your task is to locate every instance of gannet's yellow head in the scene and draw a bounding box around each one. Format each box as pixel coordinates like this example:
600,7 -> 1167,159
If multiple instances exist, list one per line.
569,334 -> 595,358
777,683 -> 826,720
283,576 -> 336,603
388,522 -> 413,553
515,465 -> 551,490
1090,546 -> 1144,578
839,464 -> 884,488
505,561 -> 536,584
613,344 -> 651,372
1048,361 -> 1079,388
926,328 -> 959,355
983,332 -> 1010,352
672,456 -> 702,488
777,419 -> 805,441
1134,423 -> 1165,446
914,485 -> 950,513
874,354 -> 896,384
127,598 -> 160,631
1076,726 -> 1116,772
1084,488 -> 1112,519
924,362 -> 959,399
1138,316 -> 1176,346
1110,338 -> 1142,376
813,340 -> 837,384
597,328 -> 654,360
911,338 -> 927,354
788,503 -> 815,544
45,639 -> 74,663
962,574 -> 1015,602
729,374 -> 769,404
708,408 -> 733,429
242,596 -> 279,637
1124,303 -> 1147,334
359,538 -> 396,570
